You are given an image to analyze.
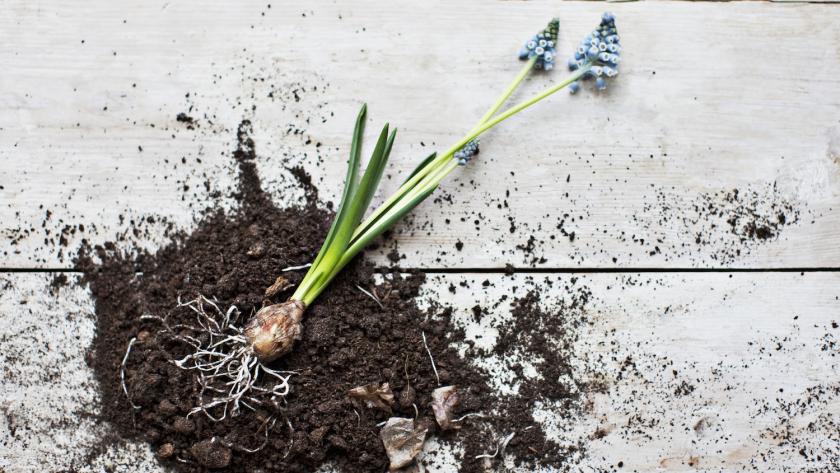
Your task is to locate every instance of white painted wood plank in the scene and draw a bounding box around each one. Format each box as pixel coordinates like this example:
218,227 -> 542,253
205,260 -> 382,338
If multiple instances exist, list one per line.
2,1 -> 840,269
1,272 -> 838,471
0,274 -> 161,472
420,271 -> 840,471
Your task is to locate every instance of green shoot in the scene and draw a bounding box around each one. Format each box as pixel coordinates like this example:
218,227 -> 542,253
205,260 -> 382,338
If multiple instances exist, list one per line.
246,15 -> 622,362
297,59 -> 590,307
292,108 -> 397,303
333,65 -> 592,284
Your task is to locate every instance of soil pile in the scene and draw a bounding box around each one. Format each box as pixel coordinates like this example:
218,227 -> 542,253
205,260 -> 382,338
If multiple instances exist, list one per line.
79,122 -> 593,471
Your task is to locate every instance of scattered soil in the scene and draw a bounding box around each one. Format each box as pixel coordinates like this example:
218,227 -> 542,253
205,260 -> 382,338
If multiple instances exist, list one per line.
79,121 -> 592,472
176,112 -> 197,130
464,285 -> 598,471
49,273 -> 69,292
626,184 -> 802,264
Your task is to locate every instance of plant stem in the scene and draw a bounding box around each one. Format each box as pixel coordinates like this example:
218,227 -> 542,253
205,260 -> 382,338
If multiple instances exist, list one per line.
302,65 -> 591,304
476,57 -> 538,134
300,60 -> 538,304
384,65 -> 592,215
350,57 -> 537,244
465,65 -> 591,145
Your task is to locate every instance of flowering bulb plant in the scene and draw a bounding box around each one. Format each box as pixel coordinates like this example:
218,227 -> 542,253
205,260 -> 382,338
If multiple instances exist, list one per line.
244,13 -> 623,361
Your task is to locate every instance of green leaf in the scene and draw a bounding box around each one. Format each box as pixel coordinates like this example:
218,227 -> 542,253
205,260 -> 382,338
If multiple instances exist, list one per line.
340,124 -> 393,238
355,127 -> 397,221
350,151 -> 436,243
301,123 -> 395,302
404,152 -> 437,185
293,104 -> 367,300
349,184 -> 436,252
303,184 -> 436,305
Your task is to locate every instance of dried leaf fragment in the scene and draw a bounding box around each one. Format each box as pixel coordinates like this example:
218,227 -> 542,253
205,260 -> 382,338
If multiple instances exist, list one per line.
380,417 -> 428,471
431,385 -> 460,430
349,382 -> 395,413
157,443 -> 175,459
264,276 -> 292,298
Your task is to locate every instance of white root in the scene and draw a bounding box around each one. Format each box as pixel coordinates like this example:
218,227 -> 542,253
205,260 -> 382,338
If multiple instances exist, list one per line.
421,331 -> 440,385
283,418 -> 295,458
356,284 -> 384,308
120,337 -> 140,409
281,263 -> 312,272
454,412 -> 484,422
144,295 -> 295,421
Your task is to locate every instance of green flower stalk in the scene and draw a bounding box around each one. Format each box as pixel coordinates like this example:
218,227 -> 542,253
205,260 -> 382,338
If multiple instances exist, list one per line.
244,14 -> 621,361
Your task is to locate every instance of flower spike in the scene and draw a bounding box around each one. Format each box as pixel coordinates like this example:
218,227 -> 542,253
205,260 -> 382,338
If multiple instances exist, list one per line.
568,12 -> 621,93
519,18 -> 559,71
246,15 -> 629,362
454,139 -> 479,166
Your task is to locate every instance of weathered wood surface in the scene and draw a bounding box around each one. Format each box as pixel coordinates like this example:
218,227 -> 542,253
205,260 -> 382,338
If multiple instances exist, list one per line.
1,1 -> 839,472
1,272 -> 837,471
2,0 -> 840,269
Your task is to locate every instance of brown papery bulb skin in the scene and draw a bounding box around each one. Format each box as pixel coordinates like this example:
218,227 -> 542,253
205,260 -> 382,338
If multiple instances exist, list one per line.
244,300 -> 306,362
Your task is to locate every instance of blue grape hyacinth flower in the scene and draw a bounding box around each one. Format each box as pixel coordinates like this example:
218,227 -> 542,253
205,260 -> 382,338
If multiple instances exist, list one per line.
454,139 -> 479,166
519,18 -> 560,71
568,12 -> 621,92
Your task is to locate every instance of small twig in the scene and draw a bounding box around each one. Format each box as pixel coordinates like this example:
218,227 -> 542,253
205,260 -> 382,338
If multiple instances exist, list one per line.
356,284 -> 384,308
373,283 -> 392,302
281,263 -> 312,272
121,337 -> 140,409
475,431 -> 516,460
421,331 -> 440,385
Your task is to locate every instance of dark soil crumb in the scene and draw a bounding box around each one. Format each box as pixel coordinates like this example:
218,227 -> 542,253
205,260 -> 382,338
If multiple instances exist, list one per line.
386,246 -> 402,265
50,273 -> 69,292
453,285 -> 597,471
176,112 -> 197,130
78,122 -> 591,472
690,186 -> 797,243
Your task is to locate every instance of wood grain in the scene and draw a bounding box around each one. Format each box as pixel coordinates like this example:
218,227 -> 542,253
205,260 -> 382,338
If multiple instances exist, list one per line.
1,1 -> 839,269
1,2 -> 838,472
1,271 -> 837,471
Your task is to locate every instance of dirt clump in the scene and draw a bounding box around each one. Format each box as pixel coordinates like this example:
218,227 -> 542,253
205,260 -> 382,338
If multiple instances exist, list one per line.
79,121 -> 592,472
